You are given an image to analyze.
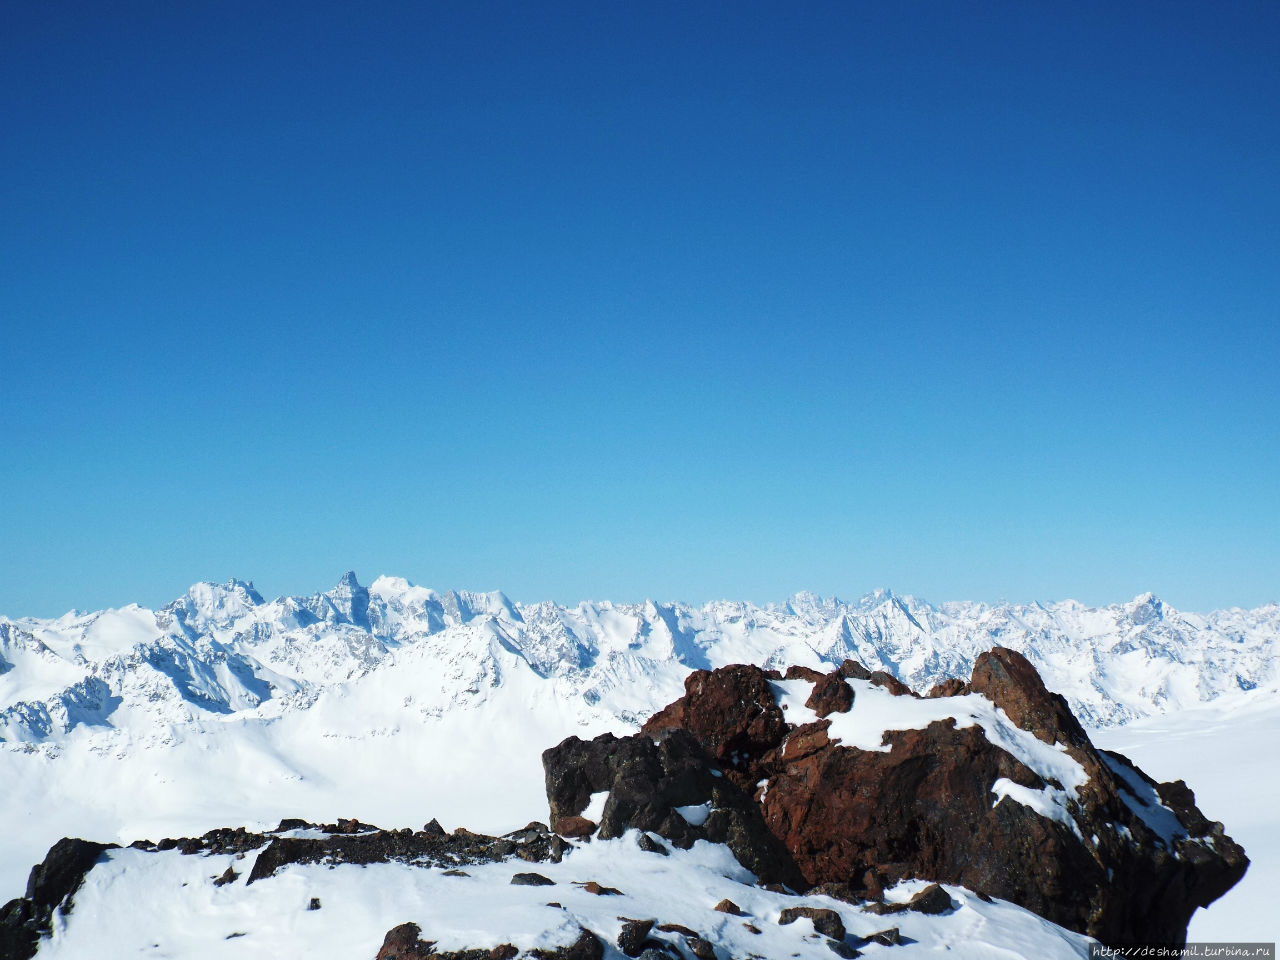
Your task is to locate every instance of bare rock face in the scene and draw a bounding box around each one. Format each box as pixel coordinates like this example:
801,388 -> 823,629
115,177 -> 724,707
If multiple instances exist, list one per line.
640,664 -> 789,795
374,923 -> 539,960
0,838 -> 119,960
542,727 -> 805,890
548,648 -> 1248,946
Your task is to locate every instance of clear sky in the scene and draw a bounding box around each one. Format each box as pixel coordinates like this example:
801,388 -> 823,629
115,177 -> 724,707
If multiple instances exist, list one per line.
1,1 -> 1276,617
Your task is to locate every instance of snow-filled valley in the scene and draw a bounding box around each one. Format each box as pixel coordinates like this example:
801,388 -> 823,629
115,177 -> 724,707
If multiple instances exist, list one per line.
1,573 -> 1277,951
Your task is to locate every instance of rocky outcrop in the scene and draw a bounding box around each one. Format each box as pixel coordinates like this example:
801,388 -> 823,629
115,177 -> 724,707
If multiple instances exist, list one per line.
542,726 -> 805,889
375,924 -> 601,960
245,821 -> 566,884
545,648 -> 1248,946
0,837 -> 118,960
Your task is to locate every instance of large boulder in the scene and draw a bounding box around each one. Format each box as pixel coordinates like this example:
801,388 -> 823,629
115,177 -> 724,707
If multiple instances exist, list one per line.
543,727 -> 805,889
0,837 -> 118,960
546,649 -> 1247,946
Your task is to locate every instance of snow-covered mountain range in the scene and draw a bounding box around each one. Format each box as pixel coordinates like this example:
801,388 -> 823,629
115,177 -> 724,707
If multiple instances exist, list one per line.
1,574 -> 1276,904
3,573 -> 1276,745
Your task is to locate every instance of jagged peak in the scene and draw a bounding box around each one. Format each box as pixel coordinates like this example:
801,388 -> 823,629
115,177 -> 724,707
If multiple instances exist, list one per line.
853,587 -> 897,610
783,591 -> 845,618
331,571 -> 364,593
1126,592 -> 1167,622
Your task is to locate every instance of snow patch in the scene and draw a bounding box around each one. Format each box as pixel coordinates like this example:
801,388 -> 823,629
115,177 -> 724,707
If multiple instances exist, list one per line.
674,803 -> 712,827
581,791 -> 608,823
991,778 -> 1083,840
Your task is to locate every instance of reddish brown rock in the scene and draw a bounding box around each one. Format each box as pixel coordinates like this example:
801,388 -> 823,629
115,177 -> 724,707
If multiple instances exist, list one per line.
641,665 -> 789,786
837,660 -> 872,680
712,898 -> 743,915
376,923 -> 435,960
926,678 -> 968,699
867,670 -> 915,697
552,816 -> 596,839
968,648 -> 1089,748
576,881 -> 621,896
655,923 -> 698,938
784,665 -> 825,682
805,673 -> 854,717
604,650 -> 1247,947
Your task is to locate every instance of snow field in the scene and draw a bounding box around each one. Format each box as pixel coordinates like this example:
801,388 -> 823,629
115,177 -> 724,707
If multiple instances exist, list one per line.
39,834 -> 1094,960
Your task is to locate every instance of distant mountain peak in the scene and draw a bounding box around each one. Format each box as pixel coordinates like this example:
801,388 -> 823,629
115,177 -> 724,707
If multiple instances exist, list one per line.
333,570 -> 363,591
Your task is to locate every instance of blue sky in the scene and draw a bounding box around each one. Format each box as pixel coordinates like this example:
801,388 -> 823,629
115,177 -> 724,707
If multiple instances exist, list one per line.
1,1 -> 1276,616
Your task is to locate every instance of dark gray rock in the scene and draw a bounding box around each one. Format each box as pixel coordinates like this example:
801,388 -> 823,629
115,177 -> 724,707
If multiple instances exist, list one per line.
778,906 -> 845,940
510,872 -> 556,886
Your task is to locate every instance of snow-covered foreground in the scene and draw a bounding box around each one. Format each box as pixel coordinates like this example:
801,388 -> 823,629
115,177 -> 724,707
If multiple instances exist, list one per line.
37,834 -> 1094,959
1091,695 -> 1280,941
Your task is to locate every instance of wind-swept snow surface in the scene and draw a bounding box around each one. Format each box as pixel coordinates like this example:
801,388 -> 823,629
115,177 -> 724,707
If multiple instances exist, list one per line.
38,834 -> 1094,960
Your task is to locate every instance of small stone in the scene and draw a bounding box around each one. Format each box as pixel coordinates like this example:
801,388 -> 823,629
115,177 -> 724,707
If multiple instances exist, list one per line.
784,665 -> 825,682
689,938 -> 716,960
443,869 -> 470,877
713,898 -> 744,915
654,924 -> 698,938
553,816 -> 598,839
743,923 -> 762,935
511,872 -> 555,886
577,880 -> 621,895
827,941 -> 860,958
805,882 -> 861,905
423,819 -> 446,836
777,906 -> 845,941
860,901 -> 905,916
867,927 -> 898,946
489,946 -> 519,960
617,918 -> 655,956
307,897 -> 321,911
906,883 -> 953,915
212,866 -> 238,887
636,833 -> 669,856
528,928 -> 604,960
838,659 -> 872,680
488,840 -> 518,858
